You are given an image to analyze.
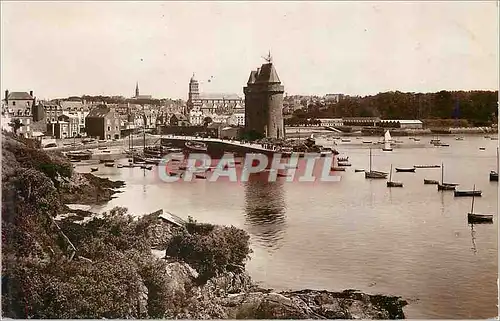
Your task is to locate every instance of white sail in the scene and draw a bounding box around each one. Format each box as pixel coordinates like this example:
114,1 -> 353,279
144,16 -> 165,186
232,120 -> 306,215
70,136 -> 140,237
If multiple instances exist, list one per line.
384,141 -> 391,150
384,130 -> 392,143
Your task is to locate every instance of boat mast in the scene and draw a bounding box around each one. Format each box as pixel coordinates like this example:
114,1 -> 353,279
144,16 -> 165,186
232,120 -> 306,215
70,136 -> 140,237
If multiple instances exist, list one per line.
470,184 -> 476,213
369,148 -> 372,172
389,164 -> 393,182
497,147 -> 499,173
441,162 -> 444,184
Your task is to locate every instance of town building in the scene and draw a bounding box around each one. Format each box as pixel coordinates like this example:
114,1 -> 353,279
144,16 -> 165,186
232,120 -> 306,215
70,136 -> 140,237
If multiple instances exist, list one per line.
3,90 -> 37,138
243,56 -> 285,139
133,82 -> 152,100
378,119 -> 423,129
317,118 -> 344,127
227,112 -> 245,126
324,94 -> 344,104
85,105 -> 121,140
169,113 -> 190,127
187,74 -> 244,115
342,117 -> 380,127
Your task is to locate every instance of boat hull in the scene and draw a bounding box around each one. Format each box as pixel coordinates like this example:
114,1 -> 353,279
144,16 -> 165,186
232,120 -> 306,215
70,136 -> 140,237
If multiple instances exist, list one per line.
454,191 -> 482,197
424,179 -> 439,185
468,213 -> 493,223
490,171 -> 498,181
387,181 -> 403,187
437,184 -> 455,191
365,171 -> 387,179
395,168 -> 416,173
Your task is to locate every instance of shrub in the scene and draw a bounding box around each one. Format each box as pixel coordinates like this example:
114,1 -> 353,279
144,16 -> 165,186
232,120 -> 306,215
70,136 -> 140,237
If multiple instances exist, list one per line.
166,222 -> 252,282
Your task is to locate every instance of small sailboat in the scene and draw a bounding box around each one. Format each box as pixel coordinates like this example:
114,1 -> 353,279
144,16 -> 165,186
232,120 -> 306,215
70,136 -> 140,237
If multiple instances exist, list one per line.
489,147 -> 498,181
424,179 -> 439,185
467,185 -> 493,224
382,130 -> 393,151
437,163 -> 457,191
365,148 -> 388,179
387,165 -> 403,187
354,169 -> 365,173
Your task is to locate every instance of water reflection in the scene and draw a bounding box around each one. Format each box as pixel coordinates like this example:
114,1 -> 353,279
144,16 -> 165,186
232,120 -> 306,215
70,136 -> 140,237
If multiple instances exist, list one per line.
243,172 -> 287,251
469,223 -> 478,255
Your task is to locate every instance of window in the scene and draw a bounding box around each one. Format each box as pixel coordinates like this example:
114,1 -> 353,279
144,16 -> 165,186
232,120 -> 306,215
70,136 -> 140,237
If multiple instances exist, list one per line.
26,119 -> 30,125
115,126 -> 118,130
12,101 -> 16,106
107,126 -> 111,131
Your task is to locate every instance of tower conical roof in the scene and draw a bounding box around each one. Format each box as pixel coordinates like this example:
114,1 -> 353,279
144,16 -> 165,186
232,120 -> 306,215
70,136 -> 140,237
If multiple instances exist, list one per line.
247,71 -> 257,84
255,63 -> 281,84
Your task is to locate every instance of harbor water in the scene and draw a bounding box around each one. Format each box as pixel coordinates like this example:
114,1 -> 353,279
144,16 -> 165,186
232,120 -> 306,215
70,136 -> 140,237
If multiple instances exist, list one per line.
77,135 -> 498,319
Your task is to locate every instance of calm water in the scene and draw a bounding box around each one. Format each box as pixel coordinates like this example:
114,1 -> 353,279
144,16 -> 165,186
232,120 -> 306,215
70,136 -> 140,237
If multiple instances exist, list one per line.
78,135 -> 498,319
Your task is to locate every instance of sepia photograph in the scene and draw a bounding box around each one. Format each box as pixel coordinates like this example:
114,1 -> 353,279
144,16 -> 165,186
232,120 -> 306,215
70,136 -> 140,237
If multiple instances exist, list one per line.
1,1 -> 498,319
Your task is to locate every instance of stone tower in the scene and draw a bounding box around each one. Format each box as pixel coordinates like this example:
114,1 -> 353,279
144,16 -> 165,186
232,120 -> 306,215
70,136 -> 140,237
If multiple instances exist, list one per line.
244,58 -> 284,139
187,73 -> 201,113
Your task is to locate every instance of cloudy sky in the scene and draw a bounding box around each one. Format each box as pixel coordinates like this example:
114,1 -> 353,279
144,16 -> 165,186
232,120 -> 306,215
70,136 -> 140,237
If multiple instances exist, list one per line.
1,1 -> 498,100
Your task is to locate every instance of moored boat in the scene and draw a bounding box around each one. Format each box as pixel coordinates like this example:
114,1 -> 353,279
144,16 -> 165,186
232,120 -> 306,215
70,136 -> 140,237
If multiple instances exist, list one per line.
424,179 -> 439,185
331,167 -> 346,172
395,167 -> 416,173
365,148 -> 388,179
185,141 -> 208,152
415,165 -> 440,168
354,169 -> 365,173
454,190 -> 482,197
489,147 -> 498,181
104,163 -> 114,168
467,185 -> 493,223
387,165 -> 403,188
90,167 -> 98,172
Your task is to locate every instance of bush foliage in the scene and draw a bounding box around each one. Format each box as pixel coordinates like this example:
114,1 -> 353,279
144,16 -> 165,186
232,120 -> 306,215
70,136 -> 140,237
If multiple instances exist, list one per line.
166,217 -> 252,281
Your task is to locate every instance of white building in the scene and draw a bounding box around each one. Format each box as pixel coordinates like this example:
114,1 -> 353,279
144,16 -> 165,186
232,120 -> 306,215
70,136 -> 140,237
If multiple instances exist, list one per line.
379,119 -> 423,129
318,118 -> 344,127
228,112 -> 245,126
189,109 -> 203,126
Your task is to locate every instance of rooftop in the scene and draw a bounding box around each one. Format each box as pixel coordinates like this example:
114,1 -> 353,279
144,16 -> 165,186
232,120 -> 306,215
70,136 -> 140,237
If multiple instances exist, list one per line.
199,93 -> 242,100
7,92 -> 34,100
86,105 -> 111,118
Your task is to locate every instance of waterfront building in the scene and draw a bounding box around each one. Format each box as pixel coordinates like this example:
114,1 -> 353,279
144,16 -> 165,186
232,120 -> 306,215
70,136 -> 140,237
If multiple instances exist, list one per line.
227,112 -> 245,126
243,56 -> 285,139
317,118 -> 344,127
3,90 -> 37,138
169,113 -> 190,127
342,117 -> 380,127
85,105 -> 121,140
378,119 -> 423,129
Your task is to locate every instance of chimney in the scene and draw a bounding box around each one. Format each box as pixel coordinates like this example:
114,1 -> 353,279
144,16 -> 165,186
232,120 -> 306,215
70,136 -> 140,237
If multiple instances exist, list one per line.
5,90 -> 9,102
29,90 -> 33,97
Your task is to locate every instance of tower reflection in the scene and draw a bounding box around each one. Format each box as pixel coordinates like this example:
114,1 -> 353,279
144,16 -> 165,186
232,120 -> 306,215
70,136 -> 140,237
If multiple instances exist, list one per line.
243,171 -> 287,251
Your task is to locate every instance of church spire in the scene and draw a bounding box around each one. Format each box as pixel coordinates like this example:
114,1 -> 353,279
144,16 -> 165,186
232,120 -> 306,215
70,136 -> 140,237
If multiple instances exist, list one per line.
135,81 -> 140,98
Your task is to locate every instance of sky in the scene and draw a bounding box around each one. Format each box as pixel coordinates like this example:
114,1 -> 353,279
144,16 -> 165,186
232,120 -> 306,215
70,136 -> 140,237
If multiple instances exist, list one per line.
1,1 -> 498,100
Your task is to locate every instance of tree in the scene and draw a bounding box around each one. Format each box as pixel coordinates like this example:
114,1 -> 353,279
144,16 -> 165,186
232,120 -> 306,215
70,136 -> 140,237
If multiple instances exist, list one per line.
203,116 -> 213,127
8,119 -> 22,135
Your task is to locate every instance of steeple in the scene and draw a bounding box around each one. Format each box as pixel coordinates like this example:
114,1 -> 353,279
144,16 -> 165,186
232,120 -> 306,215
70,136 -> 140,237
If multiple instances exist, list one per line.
135,82 -> 140,98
